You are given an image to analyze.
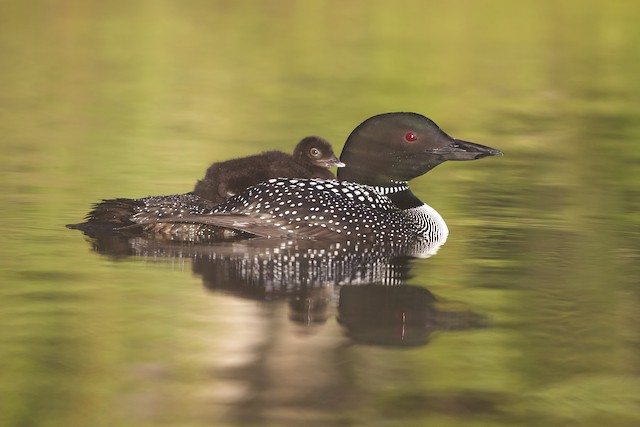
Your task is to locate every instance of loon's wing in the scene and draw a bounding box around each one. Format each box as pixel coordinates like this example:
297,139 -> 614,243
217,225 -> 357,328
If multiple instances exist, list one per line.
139,213 -> 344,241
69,184 -> 369,241
140,213 -> 276,238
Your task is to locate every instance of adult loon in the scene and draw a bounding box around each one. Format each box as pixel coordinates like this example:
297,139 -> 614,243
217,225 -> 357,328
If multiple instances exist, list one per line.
193,136 -> 344,204
68,112 -> 502,243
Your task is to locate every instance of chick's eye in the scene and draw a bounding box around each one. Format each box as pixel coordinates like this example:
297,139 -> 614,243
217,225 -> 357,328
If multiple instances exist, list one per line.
310,148 -> 320,156
404,132 -> 417,143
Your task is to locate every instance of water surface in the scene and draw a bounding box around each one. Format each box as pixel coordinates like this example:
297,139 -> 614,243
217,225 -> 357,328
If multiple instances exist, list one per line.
1,1 -> 639,426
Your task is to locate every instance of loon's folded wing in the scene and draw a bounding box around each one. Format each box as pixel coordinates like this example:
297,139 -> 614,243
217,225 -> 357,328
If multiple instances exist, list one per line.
142,213 -> 344,240
69,193 -> 346,241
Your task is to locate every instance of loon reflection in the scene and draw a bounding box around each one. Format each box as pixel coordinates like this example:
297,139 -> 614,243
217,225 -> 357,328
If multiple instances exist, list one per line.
78,232 -> 486,346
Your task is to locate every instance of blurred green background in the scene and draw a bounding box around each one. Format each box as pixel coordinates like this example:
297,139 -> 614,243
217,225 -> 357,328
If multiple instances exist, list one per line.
1,1 -> 639,426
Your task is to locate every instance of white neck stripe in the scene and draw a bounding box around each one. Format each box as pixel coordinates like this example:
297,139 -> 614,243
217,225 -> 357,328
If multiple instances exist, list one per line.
372,184 -> 409,195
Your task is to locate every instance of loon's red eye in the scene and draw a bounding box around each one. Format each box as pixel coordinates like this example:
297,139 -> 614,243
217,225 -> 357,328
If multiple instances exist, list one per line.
404,131 -> 417,143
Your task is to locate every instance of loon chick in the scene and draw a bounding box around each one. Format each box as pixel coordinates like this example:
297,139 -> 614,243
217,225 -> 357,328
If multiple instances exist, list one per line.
193,136 -> 345,204
69,112 -> 502,243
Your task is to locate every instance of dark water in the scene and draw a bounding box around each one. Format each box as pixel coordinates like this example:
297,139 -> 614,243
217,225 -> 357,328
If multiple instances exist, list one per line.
1,1 -> 639,426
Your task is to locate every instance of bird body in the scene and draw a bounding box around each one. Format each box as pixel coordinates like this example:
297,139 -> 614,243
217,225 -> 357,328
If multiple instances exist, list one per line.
193,136 -> 343,204
69,112 -> 502,245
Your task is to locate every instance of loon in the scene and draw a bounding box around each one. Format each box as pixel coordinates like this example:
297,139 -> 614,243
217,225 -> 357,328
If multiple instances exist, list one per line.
68,112 -> 502,243
193,136 -> 345,204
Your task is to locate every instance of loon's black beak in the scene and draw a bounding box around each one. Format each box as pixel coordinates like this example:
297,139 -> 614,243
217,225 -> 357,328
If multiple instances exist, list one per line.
433,139 -> 503,161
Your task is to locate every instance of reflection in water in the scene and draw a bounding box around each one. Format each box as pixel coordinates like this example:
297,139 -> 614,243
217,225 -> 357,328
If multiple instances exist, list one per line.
77,230 -> 486,347
72,230 -> 488,424
339,285 -> 486,347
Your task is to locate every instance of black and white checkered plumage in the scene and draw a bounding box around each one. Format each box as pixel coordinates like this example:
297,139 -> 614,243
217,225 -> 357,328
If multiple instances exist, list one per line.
123,178 -> 448,244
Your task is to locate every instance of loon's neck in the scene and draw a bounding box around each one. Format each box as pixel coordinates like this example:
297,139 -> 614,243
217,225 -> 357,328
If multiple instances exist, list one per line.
372,182 -> 424,209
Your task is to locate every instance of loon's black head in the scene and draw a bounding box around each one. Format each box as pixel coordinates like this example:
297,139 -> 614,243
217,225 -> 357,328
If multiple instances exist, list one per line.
337,112 -> 502,186
294,136 -> 346,169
